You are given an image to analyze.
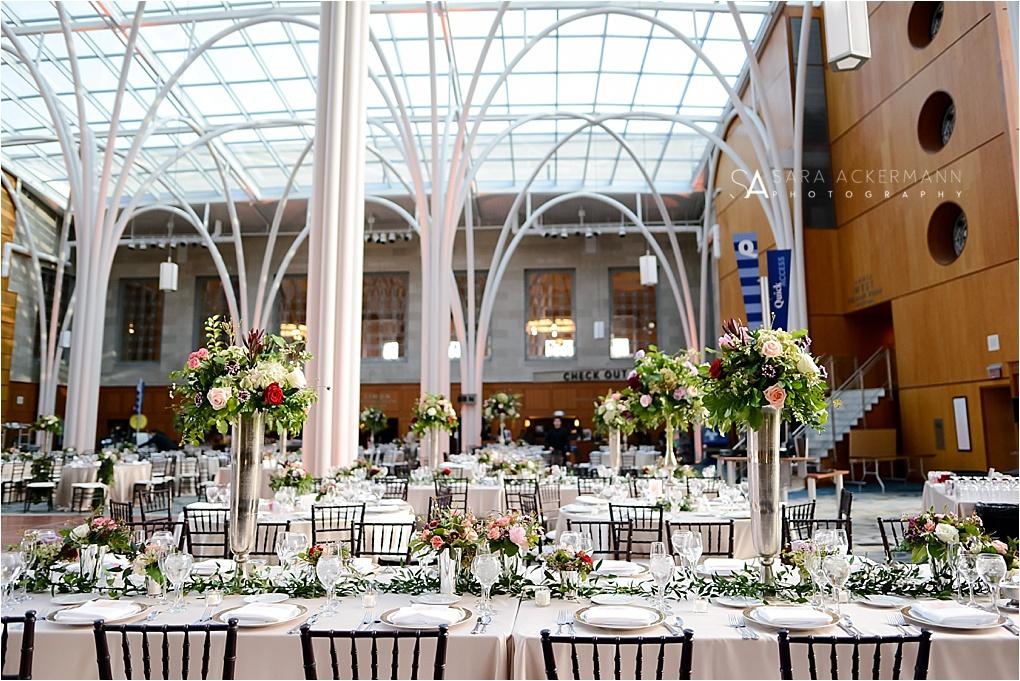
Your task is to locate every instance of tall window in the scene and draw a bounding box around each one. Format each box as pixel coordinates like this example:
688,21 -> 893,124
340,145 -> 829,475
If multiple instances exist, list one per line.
277,276 -> 307,343
362,273 -> 407,360
610,269 -> 657,359
120,279 -> 164,361
450,270 -> 490,359
194,276 -> 236,345
525,270 -> 575,359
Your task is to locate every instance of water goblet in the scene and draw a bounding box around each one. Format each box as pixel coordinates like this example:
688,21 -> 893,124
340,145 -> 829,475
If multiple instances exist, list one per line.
316,553 -> 343,613
649,542 -> 674,612
670,530 -> 694,570
472,552 -> 502,615
975,553 -> 1007,615
149,531 -> 176,604
162,551 -> 194,613
821,554 -> 851,616
1,552 -> 24,607
682,533 -> 703,572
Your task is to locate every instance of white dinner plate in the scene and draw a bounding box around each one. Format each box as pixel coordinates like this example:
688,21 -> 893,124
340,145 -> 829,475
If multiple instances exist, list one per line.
411,593 -> 462,605
213,603 -> 308,628
380,606 -> 473,629
574,604 -> 665,631
742,605 -> 839,632
51,592 -> 101,605
590,594 -> 638,606
45,600 -> 149,626
855,594 -> 910,609
243,592 -> 289,604
900,605 -> 1007,631
593,561 -> 648,577
711,595 -> 763,608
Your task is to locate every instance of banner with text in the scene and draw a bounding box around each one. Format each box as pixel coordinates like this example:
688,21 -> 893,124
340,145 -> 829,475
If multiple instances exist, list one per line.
732,232 -> 762,329
766,249 -> 792,330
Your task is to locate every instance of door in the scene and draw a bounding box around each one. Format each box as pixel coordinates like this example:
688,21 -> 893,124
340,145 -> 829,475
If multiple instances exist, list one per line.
981,386 -> 1018,473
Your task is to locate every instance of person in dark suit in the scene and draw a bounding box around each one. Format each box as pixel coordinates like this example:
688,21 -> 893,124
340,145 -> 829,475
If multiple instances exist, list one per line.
545,416 -> 572,467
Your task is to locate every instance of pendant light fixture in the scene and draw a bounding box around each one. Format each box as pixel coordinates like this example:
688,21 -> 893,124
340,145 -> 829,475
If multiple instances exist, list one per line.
159,217 -> 179,292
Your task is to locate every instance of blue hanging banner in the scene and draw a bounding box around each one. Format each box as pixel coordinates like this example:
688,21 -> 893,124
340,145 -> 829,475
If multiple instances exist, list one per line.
732,232 -> 762,329
766,249 -> 792,330
134,378 -> 145,416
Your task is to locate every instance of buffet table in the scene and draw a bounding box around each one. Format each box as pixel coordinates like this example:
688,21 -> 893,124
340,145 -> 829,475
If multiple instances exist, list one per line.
922,480 -> 1020,516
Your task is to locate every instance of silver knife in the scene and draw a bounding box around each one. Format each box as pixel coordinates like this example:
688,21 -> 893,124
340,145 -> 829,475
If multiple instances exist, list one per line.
663,621 -> 681,635
1003,618 -> 1019,636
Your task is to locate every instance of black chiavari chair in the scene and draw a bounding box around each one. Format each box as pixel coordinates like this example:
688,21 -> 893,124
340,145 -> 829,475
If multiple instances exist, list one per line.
781,500 -> 817,546
504,479 -> 538,511
975,502 -> 1019,542
360,522 -> 416,563
777,629 -> 932,680
251,522 -> 291,561
838,489 -> 854,521
627,476 -> 660,498
433,478 -> 468,513
93,619 -> 239,680
609,504 -> 664,558
1,610 -> 36,680
877,517 -> 911,561
311,504 -> 365,554
183,507 -> 230,558
1,461 -> 27,503
537,481 -> 562,525
427,493 -> 452,519
300,625 -> 449,680
566,519 -> 631,560
108,500 -> 134,525
685,476 -> 724,498
379,477 -> 409,501
136,489 -> 173,525
576,477 -> 609,496
785,517 -> 854,551
540,628 -> 693,680
667,520 -> 735,558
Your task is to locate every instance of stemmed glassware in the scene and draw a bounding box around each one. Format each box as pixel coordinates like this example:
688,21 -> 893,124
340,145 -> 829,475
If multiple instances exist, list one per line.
15,532 -> 38,603
670,530 -> 693,570
316,547 -> 343,614
956,552 -> 980,606
277,532 -> 308,572
821,554 -> 851,616
1,552 -> 24,608
149,531 -> 176,604
472,549 -> 502,615
649,542 -> 675,613
162,551 -> 194,613
975,553 -> 1007,615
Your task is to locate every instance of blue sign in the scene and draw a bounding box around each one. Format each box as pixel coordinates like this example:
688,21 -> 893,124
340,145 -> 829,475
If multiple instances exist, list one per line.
766,249 -> 792,330
134,379 -> 145,415
732,232 -> 762,329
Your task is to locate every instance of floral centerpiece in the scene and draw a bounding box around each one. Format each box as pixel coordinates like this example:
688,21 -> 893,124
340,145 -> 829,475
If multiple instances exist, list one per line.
170,316 -> 317,443
543,547 -> 594,598
33,414 -> 62,435
64,515 -> 133,584
132,543 -> 168,590
269,460 -> 315,495
899,508 -> 985,567
411,393 -> 459,469
359,407 -> 387,446
625,347 -> 705,471
699,319 -> 828,432
780,539 -> 818,582
298,543 -> 350,568
483,392 -> 521,445
411,507 -> 480,594
592,391 -> 635,436
483,511 -> 543,557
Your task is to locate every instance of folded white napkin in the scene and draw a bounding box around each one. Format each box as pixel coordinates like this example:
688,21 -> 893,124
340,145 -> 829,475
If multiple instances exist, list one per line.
756,606 -> 833,627
350,558 -> 375,574
193,559 -> 235,575
387,605 -> 463,627
911,601 -> 999,627
595,560 -> 643,576
228,603 -> 301,624
54,599 -> 139,623
582,606 -> 658,627
66,554 -> 129,572
377,499 -> 407,507
700,558 -> 746,575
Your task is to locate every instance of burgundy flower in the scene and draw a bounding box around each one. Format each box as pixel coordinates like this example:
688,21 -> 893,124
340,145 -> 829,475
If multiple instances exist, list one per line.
224,360 -> 240,375
263,382 -> 284,406
626,370 -> 642,390
193,393 -> 204,407
709,358 -> 724,379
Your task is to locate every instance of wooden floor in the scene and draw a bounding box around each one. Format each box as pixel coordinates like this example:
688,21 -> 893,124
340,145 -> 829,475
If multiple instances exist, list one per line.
0,513 -> 83,547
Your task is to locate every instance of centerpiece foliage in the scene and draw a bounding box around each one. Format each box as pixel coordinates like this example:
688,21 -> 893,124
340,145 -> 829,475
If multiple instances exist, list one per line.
482,392 -> 521,421
268,460 -> 315,494
592,390 -> 636,435
359,407 -> 387,436
32,414 -> 63,435
625,347 -> 705,430
410,392 -> 459,436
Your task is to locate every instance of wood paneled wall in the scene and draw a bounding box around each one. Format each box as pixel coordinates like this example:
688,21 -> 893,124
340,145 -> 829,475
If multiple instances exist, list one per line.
1,178 -> 17,410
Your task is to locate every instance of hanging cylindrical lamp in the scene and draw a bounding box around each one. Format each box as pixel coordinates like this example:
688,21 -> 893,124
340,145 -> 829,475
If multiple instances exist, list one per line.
823,1 -> 871,71
159,258 -> 178,292
639,252 -> 658,286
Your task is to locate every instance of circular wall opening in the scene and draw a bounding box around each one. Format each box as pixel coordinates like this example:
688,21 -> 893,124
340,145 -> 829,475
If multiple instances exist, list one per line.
917,91 -> 955,152
927,202 -> 968,265
908,2 -> 945,48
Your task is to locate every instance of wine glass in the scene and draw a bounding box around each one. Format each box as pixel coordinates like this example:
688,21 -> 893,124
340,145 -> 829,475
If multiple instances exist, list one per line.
956,552 -> 980,606
975,553 -> 1008,615
15,532 -> 38,603
149,531 -> 176,604
682,533 -> 703,571
813,529 -> 836,555
821,554 -> 851,616
472,552 -> 502,615
316,552 -> 343,613
670,530 -> 694,570
277,531 -> 307,571
1,552 -> 24,607
578,533 -> 594,558
558,532 -> 581,552
830,529 -> 849,556
648,542 -> 675,612
162,551 -> 193,613
803,548 -> 827,609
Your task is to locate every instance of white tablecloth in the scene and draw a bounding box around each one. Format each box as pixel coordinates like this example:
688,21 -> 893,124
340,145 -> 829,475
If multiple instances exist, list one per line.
215,465 -> 275,500
406,483 -> 578,518
55,463 -> 98,507
922,481 -> 1020,516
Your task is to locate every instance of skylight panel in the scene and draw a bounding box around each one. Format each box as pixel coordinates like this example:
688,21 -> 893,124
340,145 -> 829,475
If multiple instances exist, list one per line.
600,37 -> 650,72
634,74 -> 688,107
230,82 -> 286,113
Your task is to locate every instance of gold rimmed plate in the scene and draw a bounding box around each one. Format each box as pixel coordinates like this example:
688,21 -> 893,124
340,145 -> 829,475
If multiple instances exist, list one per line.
213,603 -> 307,628
573,604 -> 665,631
900,605 -> 1006,632
45,600 -> 149,626
379,606 -> 473,629
742,604 -> 839,632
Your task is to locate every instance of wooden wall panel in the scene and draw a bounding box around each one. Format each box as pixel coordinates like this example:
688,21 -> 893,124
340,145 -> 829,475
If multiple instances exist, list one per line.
1,178 -> 17,411
826,2 -> 995,139
829,15 -> 1010,224
891,261 -> 1018,389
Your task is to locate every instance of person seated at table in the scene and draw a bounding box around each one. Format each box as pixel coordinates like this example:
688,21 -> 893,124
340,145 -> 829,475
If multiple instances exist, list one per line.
546,415 -> 572,467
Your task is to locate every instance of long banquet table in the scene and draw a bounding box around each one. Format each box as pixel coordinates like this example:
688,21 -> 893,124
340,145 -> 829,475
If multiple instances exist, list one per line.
12,585 -> 1018,680
406,482 -> 579,519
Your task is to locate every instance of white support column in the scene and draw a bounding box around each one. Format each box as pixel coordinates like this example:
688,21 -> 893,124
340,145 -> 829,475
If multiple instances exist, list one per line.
304,1 -> 369,475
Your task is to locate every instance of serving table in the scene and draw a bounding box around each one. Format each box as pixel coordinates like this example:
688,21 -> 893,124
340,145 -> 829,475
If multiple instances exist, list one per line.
922,480 -> 1020,516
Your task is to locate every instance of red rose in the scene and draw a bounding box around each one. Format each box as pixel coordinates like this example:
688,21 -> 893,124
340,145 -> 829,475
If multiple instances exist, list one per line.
580,553 -> 593,566
263,382 -> 284,406
709,358 -> 724,379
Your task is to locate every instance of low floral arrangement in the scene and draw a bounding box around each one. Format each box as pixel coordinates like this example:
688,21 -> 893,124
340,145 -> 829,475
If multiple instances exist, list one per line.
2,448 -> 30,462
97,450 -> 119,486
410,508 -> 480,555
592,390 -> 636,435
269,460 -> 315,494
780,539 -> 819,581
33,414 -> 63,435
971,537 -> 1019,570
359,407 -> 388,436
410,393 -> 459,436
640,463 -> 700,479
299,543 -> 351,567
434,466 -> 455,479
132,543 -> 167,585
899,508 -> 985,564
483,392 -> 521,421
64,515 -> 133,553
626,347 -> 705,430
543,547 -> 594,578
483,511 -> 543,556
700,319 -> 829,431
490,458 -> 539,478
170,316 -> 317,444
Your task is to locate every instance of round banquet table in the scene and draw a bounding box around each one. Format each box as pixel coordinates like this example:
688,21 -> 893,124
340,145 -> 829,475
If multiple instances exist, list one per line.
55,462 -> 98,507
215,464 -> 275,500
555,500 -> 755,559
110,461 -> 152,503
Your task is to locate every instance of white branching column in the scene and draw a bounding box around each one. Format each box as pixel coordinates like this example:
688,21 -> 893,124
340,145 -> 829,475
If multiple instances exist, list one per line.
304,1 -> 369,474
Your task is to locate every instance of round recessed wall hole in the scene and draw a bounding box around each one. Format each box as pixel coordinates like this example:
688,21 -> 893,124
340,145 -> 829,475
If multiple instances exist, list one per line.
927,202 -> 967,265
908,2 -> 945,48
917,91 -> 955,152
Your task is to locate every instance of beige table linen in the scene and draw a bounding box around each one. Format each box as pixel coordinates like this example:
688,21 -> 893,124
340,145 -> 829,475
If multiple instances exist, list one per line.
15,592 -> 514,680
54,463 -> 98,507
407,484 -> 578,518
512,598 -> 1020,680
109,462 -> 152,503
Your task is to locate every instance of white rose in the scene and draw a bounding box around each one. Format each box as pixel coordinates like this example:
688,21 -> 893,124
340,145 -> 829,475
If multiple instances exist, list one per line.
427,407 -> 437,417
285,368 -> 307,389
797,353 -> 819,375
604,401 -> 616,411
207,386 -> 231,411
70,523 -> 89,541
934,523 -> 959,544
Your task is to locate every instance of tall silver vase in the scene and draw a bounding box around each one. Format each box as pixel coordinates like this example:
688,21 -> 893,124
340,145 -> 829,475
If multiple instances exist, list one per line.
439,548 -> 462,594
426,427 -> 443,470
662,418 -> 678,474
746,405 -> 782,584
230,412 -> 265,575
607,427 -> 622,471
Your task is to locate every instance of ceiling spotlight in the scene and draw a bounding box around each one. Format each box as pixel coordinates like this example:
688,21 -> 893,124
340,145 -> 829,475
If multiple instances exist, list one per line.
138,242 -> 148,250
618,225 -> 627,238
364,232 -> 371,242
403,232 -> 413,241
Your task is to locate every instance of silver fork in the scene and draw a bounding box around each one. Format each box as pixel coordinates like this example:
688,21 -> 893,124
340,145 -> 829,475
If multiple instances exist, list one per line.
479,614 -> 492,634
288,610 -> 322,635
566,614 -> 576,636
728,614 -> 748,639
145,609 -> 161,622
841,615 -> 864,637
470,617 -> 484,635
555,609 -> 568,634
734,615 -> 759,640
356,611 -> 374,632
886,614 -> 917,636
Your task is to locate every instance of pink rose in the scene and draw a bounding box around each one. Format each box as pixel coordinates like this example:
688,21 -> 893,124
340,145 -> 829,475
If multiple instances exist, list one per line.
206,386 -> 231,410
187,348 -> 209,369
763,383 -> 786,410
718,334 -> 735,350
634,349 -> 645,359
488,526 -> 501,540
673,387 -> 686,400
508,525 -> 529,551
924,520 -> 936,532
497,516 -> 510,527
639,394 -> 653,408
761,339 -> 783,358
991,540 -> 1008,554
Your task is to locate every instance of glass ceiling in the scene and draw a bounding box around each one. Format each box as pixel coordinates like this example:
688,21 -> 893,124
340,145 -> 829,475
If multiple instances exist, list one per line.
0,1 -> 773,207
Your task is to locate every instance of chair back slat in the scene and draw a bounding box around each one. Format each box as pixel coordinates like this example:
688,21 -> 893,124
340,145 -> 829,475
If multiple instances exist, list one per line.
667,520 -> 735,558
299,625 -> 449,680
93,619 -> 238,680
540,629 -> 693,680
381,477 -> 409,501
184,508 -> 230,558
181,629 -> 190,680
1,610 -> 36,680
410,632 -> 421,680
370,635 -> 379,679
360,522 -> 415,563
608,504 -> 663,558
252,522 -> 291,560
433,479 -> 469,513
777,629 -> 933,680
331,637 -> 341,680
311,504 -> 365,553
